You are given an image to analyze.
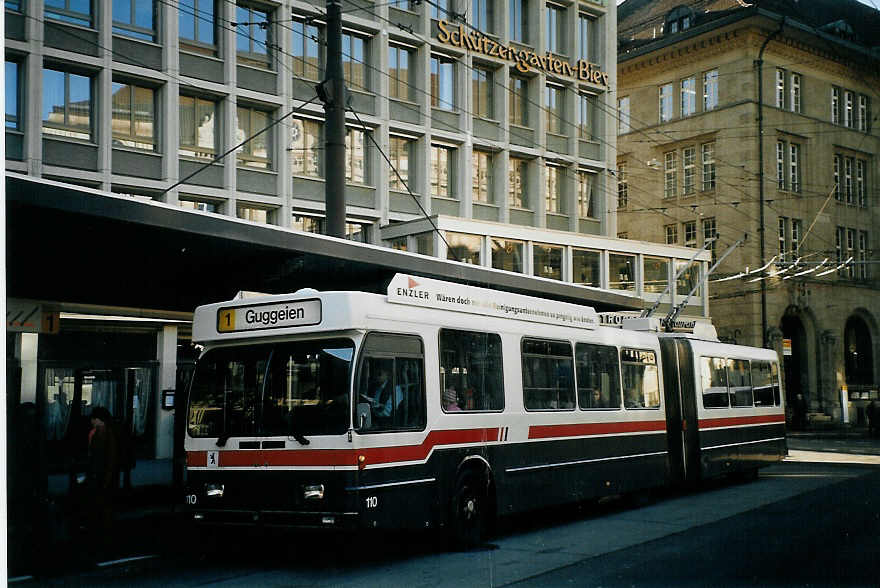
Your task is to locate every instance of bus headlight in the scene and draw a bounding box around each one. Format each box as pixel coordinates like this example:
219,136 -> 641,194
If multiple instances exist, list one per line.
303,484 -> 325,500
206,483 -> 225,498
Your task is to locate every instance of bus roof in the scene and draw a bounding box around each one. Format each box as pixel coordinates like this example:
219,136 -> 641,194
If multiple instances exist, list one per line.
192,274 -> 601,344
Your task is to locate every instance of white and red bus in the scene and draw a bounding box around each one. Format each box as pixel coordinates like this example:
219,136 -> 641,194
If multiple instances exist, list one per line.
183,274 -> 785,546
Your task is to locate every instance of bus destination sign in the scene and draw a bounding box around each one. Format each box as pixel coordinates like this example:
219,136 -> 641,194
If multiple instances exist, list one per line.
217,299 -> 321,333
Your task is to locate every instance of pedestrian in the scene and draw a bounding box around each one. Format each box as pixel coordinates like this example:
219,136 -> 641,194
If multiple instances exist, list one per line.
87,406 -> 119,556
794,394 -> 808,430
867,399 -> 877,438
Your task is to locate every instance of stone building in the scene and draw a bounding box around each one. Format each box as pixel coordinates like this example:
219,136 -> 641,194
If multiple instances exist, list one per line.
616,0 -> 880,422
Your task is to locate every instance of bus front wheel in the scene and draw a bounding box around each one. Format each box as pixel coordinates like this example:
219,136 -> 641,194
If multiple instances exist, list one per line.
449,470 -> 487,550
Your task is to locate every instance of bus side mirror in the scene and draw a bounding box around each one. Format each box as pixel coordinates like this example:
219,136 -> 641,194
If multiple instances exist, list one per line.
356,403 -> 371,430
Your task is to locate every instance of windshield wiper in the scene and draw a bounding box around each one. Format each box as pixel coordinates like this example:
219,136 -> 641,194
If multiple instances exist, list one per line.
291,431 -> 310,446
216,431 -> 232,447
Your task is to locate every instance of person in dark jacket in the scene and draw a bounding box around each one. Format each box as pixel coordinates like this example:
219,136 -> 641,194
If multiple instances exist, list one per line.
87,406 -> 119,553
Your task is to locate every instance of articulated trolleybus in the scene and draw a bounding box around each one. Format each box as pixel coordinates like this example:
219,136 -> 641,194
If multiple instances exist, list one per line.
184,274 -> 785,546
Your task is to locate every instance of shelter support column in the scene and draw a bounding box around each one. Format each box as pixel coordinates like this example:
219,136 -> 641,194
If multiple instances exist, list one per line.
15,333 -> 39,404
155,326 -> 178,459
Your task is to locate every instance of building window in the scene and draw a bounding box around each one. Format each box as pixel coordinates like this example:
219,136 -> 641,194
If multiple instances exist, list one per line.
703,69 -> 718,111
858,95 -> 869,132
431,144 -> 455,198
618,96 -> 631,133
389,44 -> 413,101
577,170 -> 595,218
389,136 -> 412,191
291,17 -> 322,80
609,253 -> 635,290
790,73 -> 801,113
578,93 -> 593,140
703,217 -> 717,263
682,146 -> 696,195
701,142 -> 716,191
431,54 -> 455,110
676,259 -> 699,296
42,68 -> 93,141
578,12 -> 594,62
472,149 -> 492,203
664,151 -> 677,199
572,248 -> 599,287
776,140 -> 800,192
235,4 -> 272,69
847,228 -> 856,278
472,66 -> 493,119
292,214 -> 323,233
236,106 -> 272,169
546,84 -> 563,134
509,156 -> 528,208
510,74 -> 528,127
290,117 -> 321,177
179,95 -> 218,160
546,3 -> 563,54
179,197 -> 218,213
346,127 -> 367,184
845,156 -> 854,204
665,224 -> 678,245
856,159 -> 866,208
684,221 -> 697,248
831,86 -> 841,125
834,154 -> 842,201
617,162 -> 628,208
345,222 -> 369,243
680,76 -> 696,117
472,0 -> 494,34
45,0 -> 93,27
343,32 -> 368,91
791,218 -> 802,258
644,257 -> 669,294
836,226 -> 845,276
844,90 -> 854,128
492,238 -> 524,273
431,0 -> 450,19
238,205 -> 271,224
509,0 -> 528,43
545,165 -> 562,213
390,0 -> 415,9
534,243 -> 563,281
113,0 -> 155,41
446,232 -> 481,264
180,0 -> 217,55
858,231 -> 869,280
6,61 -> 20,130
659,83 -> 673,122
775,69 -> 785,109
789,143 -> 800,193
778,216 -> 787,261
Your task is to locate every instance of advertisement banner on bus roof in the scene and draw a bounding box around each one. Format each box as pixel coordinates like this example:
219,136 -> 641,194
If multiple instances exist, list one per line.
387,274 -> 598,329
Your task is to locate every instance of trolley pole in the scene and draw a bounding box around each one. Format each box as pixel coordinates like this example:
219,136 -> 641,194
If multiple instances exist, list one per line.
321,0 -> 347,238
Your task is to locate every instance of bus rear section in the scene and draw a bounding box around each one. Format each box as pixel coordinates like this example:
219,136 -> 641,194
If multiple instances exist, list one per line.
664,336 -> 787,481
184,335 -> 363,529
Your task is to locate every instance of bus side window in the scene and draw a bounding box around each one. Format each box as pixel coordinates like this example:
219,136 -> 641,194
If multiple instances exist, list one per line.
439,329 -> 504,412
575,343 -> 621,410
522,339 -> 575,411
621,348 -> 660,409
355,333 -> 426,432
727,359 -> 753,407
701,357 -> 729,408
752,360 -> 774,407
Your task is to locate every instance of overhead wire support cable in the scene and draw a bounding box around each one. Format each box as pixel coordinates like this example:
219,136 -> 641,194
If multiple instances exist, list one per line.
664,235 -> 747,328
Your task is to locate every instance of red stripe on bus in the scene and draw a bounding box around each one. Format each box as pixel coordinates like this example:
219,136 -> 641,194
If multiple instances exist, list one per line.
528,420 -> 667,439
186,427 -> 502,468
699,414 -> 785,429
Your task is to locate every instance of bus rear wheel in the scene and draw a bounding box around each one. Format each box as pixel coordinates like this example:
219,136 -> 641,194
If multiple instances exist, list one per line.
450,471 -> 487,550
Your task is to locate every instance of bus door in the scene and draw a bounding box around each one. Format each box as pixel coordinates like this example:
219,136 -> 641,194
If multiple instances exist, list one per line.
675,339 -> 701,483
353,332 -> 430,529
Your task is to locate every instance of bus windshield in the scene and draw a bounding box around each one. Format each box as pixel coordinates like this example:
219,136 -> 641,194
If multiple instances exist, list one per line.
187,338 -> 354,439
